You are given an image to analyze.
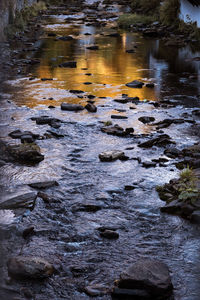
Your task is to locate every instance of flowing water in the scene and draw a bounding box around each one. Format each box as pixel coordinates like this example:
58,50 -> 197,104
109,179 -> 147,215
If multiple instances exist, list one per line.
0,1 -> 200,299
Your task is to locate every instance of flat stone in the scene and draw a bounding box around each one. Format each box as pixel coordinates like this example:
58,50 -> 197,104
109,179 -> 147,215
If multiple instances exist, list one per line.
117,259 -> 173,298
29,181 -> 59,189
69,89 -> 84,94
145,83 -> 155,88
126,80 -> 144,88
139,134 -> 174,148
61,103 -> 84,111
100,230 -> 119,239
138,116 -> 155,124
59,61 -> 77,68
7,256 -> 54,279
21,134 -> 35,143
142,161 -> 157,168
85,284 -> 108,296
0,190 -> 37,209
86,45 -> 99,50
99,150 -> 126,162
112,287 -> 150,299
160,200 -> 183,214
111,115 -> 128,119
58,36 -> 74,41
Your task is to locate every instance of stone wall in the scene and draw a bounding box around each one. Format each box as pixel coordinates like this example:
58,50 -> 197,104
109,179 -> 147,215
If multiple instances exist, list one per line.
0,0 -> 37,41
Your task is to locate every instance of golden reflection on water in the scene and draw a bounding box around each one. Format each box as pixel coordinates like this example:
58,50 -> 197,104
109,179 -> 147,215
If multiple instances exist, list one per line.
12,23 -> 158,108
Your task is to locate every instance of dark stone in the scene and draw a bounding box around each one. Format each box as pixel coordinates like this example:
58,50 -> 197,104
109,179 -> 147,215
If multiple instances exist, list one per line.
112,287 -> 150,299
48,105 -> 55,109
101,125 -> 133,137
8,143 -> 44,164
85,284 -> 108,296
48,33 -> 56,37
61,103 -> 84,111
85,103 -> 97,112
88,94 -> 96,99
83,82 -> 92,85
58,36 -> 74,41
46,129 -> 64,138
191,211 -> 200,224
100,230 -> 119,239
72,203 -> 102,212
138,116 -> 155,124
41,78 -> 53,81
86,45 -> 99,50
0,191 -> 37,209
21,134 -> 35,143
22,226 -> 35,239
124,185 -> 136,191
126,80 -> 144,88
164,148 -> 182,158
139,134 -> 175,148
111,115 -> 128,119
145,83 -> 155,88
107,33 -> 120,37
142,161 -> 157,168
7,256 -> 54,279
99,150 -> 126,162
69,89 -> 84,94
160,200 -> 182,214
117,260 -> 173,299
9,130 -> 39,140
59,61 -> 77,68
126,49 -> 135,53
29,181 -> 59,189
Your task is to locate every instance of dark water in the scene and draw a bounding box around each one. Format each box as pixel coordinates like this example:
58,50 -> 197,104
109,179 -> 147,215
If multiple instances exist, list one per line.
0,2 -> 200,300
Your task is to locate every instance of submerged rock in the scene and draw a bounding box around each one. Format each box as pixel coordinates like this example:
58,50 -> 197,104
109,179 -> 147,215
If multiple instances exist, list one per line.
111,115 -> 128,119
138,134 -> 175,148
29,181 -> 59,189
86,45 -> 99,50
7,256 -> 54,279
61,103 -> 84,111
114,259 -> 173,299
101,125 -> 134,137
99,150 -> 128,162
59,61 -> 77,68
85,103 -> 97,112
100,229 -> 119,239
126,80 -> 144,88
138,116 -> 155,124
0,190 -> 37,209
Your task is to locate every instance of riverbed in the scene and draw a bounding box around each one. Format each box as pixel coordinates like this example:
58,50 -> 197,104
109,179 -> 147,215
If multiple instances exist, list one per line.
0,1 -> 200,299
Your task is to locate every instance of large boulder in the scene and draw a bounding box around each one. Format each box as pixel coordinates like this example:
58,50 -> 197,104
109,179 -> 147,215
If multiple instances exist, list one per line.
99,150 -> 128,162
7,256 -> 54,279
113,259 -> 173,299
0,190 -> 37,209
61,103 -> 84,111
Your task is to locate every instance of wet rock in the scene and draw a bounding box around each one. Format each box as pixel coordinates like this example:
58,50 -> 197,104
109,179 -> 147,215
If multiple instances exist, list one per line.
46,129 -> 64,138
153,118 -> 184,129
160,200 -> 183,214
99,150 -> 127,162
85,103 -> 97,112
124,185 -> 136,191
126,80 -> 144,88
9,130 -> 39,140
7,256 -> 54,279
21,134 -> 35,143
48,32 -> 56,37
41,78 -> 53,81
191,211 -> 200,224
138,116 -> 155,124
138,134 -> 175,148
126,49 -> 135,53
37,192 -> 51,204
100,229 -> 119,239
111,115 -> 128,119
59,61 -> 77,68
20,287 -> 33,299
72,203 -> 102,212
58,36 -> 74,41
142,161 -> 157,168
101,125 -> 134,137
8,143 -> 44,164
32,116 -> 61,127
112,287 -> 150,299
48,105 -> 55,109
84,82 -> 92,85
69,89 -> 84,94
22,226 -> 35,239
29,181 -> 59,189
61,103 -> 84,111
115,259 -> 173,299
0,191 -> 37,209
85,284 -> 109,296
88,94 -> 96,99
164,147 -> 182,158
107,32 -> 120,37
86,45 -> 99,50
145,83 -> 155,88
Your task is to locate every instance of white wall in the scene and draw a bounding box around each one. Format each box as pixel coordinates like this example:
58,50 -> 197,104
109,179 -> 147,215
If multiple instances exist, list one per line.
180,0 -> 200,27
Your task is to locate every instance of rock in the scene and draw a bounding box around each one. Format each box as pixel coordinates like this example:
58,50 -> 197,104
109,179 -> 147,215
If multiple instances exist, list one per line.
9,130 -> 39,140
126,80 -> 144,88
21,134 -> 35,143
138,134 -> 175,148
85,284 -> 108,296
124,185 -> 136,191
7,256 -> 54,279
99,150 -> 127,162
142,161 -> 157,168
72,203 -> 102,212
0,190 -> 37,209
48,33 -> 56,37
100,230 -> 119,239
126,49 -> 135,53
112,287 -> 150,299
22,226 -> 35,239
85,103 -> 97,112
61,103 -> 84,111
69,89 -> 84,94
153,118 -> 184,129
164,147 -> 182,158
191,211 -> 200,224
84,82 -> 92,85
58,36 -> 74,41
29,181 -> 59,189
59,61 -> 77,68
41,78 -> 53,81
8,143 -> 44,164
116,259 -> 173,299
33,116 -> 61,127
107,32 -> 120,37
86,45 -> 99,50
145,83 -> 155,88
46,129 -> 64,138
101,125 -> 134,137
138,116 -> 155,124
160,200 -> 182,214
88,94 -> 96,99
111,115 -> 128,119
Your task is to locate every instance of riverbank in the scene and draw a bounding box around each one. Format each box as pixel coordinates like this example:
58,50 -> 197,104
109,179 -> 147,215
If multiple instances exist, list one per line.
0,0 -> 200,299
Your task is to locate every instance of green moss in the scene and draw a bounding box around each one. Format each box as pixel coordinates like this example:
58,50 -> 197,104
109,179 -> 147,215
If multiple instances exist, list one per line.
5,1 -> 47,38
118,13 -> 156,28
